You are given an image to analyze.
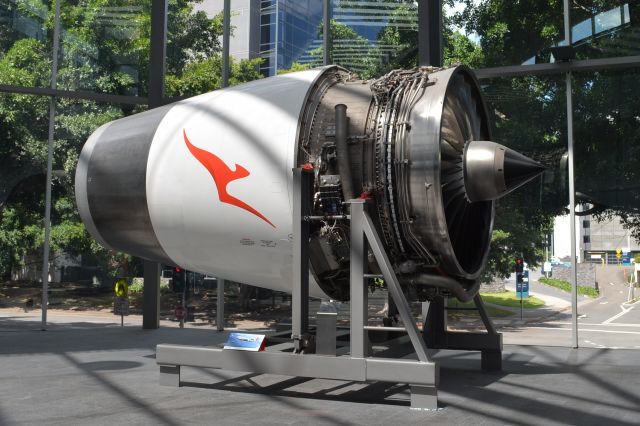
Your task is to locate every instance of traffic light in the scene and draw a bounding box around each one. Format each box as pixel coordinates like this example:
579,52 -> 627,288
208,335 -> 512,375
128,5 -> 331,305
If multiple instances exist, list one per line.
172,266 -> 185,292
515,258 -> 524,273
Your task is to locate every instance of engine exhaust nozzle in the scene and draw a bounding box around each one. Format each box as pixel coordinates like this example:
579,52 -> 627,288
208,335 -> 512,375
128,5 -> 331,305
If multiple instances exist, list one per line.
463,141 -> 546,202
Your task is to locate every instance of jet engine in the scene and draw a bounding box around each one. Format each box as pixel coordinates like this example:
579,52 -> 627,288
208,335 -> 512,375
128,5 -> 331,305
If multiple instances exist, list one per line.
76,65 -> 544,301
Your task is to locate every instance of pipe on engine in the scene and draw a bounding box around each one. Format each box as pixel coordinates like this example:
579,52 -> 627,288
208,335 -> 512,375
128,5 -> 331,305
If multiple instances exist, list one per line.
401,273 -> 481,303
334,103 -> 354,202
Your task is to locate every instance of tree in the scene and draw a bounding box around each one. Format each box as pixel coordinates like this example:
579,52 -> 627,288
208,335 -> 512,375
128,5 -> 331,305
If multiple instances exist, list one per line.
450,0 -> 640,280
0,0 -> 263,281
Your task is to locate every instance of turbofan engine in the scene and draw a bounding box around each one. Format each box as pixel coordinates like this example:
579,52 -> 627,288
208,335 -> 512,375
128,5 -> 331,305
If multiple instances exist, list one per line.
76,65 -> 544,301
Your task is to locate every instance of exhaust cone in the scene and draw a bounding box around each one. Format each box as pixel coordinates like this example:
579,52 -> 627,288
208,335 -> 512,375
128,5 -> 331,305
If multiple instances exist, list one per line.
463,141 -> 546,202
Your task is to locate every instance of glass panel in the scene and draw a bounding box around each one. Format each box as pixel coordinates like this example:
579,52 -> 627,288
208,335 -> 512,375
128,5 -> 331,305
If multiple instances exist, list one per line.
259,0 -> 323,76
463,76 -> 572,346
0,0 -> 52,88
446,0 -> 564,67
48,99 -> 135,309
571,1 -> 639,59
329,0 -> 418,78
165,0 -> 263,98
57,1 -> 150,96
0,93 -> 48,300
573,69 -> 640,349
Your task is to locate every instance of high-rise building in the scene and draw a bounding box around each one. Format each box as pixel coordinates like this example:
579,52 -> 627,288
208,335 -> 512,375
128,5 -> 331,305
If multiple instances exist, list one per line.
196,0 -> 261,61
258,0 -> 323,76
201,0 -> 417,77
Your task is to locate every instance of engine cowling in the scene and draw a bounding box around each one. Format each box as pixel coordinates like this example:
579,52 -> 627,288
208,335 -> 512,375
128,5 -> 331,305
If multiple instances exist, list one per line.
76,65 -> 543,301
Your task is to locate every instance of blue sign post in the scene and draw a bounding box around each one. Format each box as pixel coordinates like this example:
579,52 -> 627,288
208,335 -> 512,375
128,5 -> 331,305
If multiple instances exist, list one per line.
516,270 -> 529,298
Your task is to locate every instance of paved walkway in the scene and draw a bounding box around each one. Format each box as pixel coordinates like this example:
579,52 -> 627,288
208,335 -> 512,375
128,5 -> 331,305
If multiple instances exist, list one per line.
0,318 -> 638,425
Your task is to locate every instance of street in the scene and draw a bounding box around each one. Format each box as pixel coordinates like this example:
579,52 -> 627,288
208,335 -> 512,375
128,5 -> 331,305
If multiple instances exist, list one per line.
502,268 -> 640,349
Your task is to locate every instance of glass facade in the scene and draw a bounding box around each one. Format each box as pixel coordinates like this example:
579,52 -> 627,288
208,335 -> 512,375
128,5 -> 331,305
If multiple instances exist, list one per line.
57,2 -> 150,96
329,0 -> 418,77
0,0 -> 52,88
0,0 -> 638,349
259,0 -> 323,75
446,0 -> 563,67
571,2 -> 638,59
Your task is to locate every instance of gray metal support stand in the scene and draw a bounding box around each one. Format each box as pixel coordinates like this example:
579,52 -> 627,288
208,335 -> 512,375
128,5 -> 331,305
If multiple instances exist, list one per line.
292,167 -> 313,351
349,200 -> 368,358
423,292 -> 502,371
424,296 -> 446,348
156,169 -> 438,410
360,209 -> 431,364
143,260 -> 161,329
216,278 -> 224,332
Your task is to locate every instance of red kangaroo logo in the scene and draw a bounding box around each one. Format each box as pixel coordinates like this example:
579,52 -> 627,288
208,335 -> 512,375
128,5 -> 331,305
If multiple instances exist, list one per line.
183,129 -> 275,228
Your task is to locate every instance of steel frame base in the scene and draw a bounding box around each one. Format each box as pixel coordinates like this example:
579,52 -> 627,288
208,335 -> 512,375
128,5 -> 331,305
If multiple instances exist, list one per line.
424,295 -> 503,372
154,167 -> 500,410
156,344 -> 437,409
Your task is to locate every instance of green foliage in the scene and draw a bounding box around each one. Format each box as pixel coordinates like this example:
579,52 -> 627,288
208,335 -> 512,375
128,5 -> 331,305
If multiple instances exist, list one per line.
166,56 -> 263,97
277,62 -> 311,75
447,298 -> 513,317
480,291 -> 545,309
128,279 -> 144,294
443,31 -> 484,68
539,277 -> 600,298
128,277 -> 170,294
0,0 -> 262,281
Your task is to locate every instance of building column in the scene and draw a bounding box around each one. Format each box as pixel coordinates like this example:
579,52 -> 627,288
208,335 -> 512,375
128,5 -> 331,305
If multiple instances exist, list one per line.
143,0 -> 168,330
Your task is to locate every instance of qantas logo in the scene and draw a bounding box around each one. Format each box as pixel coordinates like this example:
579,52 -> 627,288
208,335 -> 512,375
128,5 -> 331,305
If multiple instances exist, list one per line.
183,129 -> 275,228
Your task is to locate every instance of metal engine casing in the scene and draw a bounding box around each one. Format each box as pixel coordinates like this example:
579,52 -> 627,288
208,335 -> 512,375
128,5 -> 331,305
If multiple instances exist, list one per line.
76,65 -> 495,301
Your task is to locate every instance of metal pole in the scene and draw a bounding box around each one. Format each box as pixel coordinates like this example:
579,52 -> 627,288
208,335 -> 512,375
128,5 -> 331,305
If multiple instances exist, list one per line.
418,0 -> 429,66
148,0 -> 167,108
222,0 -> 231,88
41,0 -> 62,331
564,0 -> 578,349
216,278 -> 224,331
292,167 -> 312,351
143,0 -> 167,330
323,0 -> 331,65
418,0 -> 442,67
349,200 -> 368,358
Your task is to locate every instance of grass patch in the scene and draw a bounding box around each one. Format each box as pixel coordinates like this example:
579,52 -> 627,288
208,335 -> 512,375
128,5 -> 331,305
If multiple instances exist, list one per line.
539,277 -> 599,298
447,298 -> 513,317
480,291 -> 545,309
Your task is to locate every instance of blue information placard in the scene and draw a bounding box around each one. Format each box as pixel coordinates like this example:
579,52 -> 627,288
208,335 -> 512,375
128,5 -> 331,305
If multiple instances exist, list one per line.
223,333 -> 266,351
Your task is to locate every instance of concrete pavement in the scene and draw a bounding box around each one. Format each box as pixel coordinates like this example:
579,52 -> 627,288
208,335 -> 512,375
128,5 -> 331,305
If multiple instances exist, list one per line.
1,316 -> 639,425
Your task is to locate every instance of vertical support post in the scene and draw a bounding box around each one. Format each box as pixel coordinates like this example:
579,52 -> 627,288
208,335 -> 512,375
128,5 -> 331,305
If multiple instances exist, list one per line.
421,301 -> 430,330
143,0 -> 168,330
222,0 -> 231,88
424,296 -> 446,349
323,0 -> 331,66
349,200 -> 368,358
292,167 -> 313,351
418,0 -> 442,67
41,0 -> 62,331
217,278 -> 225,331
473,293 -> 497,335
143,260 -> 161,329
563,0 -> 578,349
148,0 -> 167,108
159,365 -> 180,387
